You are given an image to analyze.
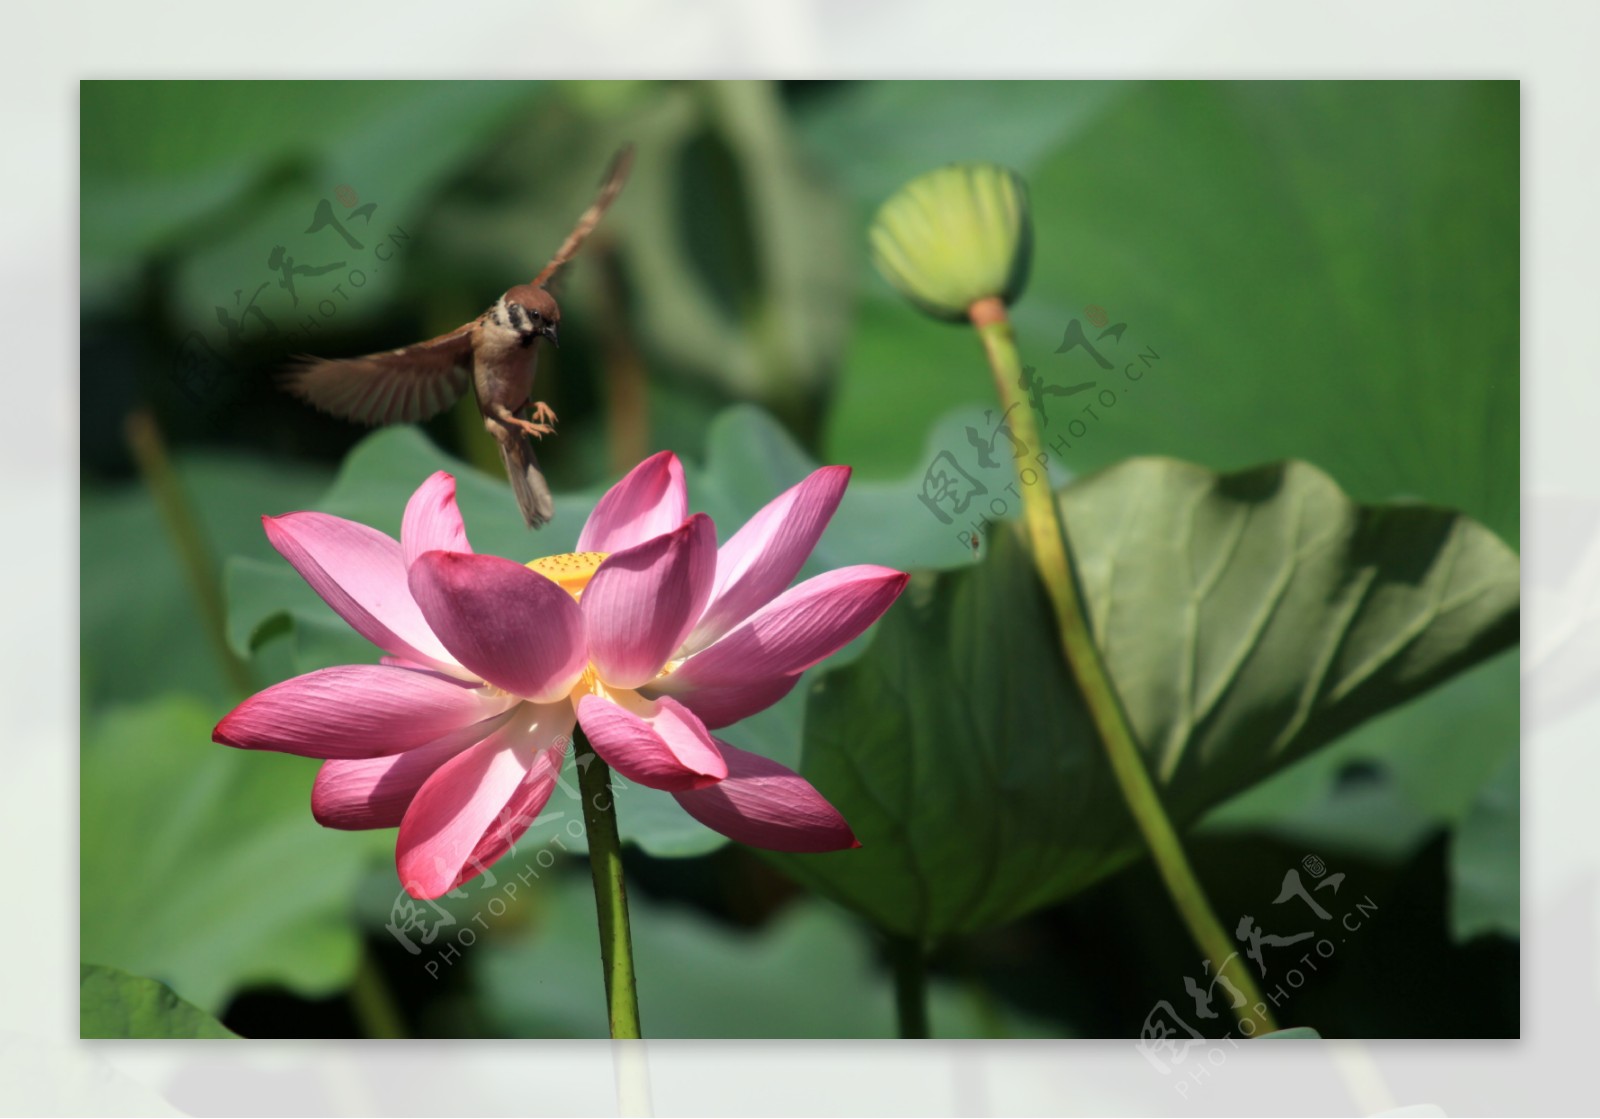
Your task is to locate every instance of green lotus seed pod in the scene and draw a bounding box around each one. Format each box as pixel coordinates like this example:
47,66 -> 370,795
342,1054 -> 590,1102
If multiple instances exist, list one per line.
868,162 -> 1033,323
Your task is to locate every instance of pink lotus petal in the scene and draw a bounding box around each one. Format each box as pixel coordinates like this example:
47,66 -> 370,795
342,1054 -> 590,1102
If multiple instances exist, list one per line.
649,674 -> 802,731
311,710 -> 516,829
409,552 -> 587,703
396,702 -> 573,899
402,471 -> 472,568
576,692 -> 726,791
213,665 -> 514,759
657,565 -> 909,695
379,654 -> 478,679
463,732 -> 572,878
683,466 -> 852,654
576,450 -> 688,553
583,514 -> 717,689
672,740 -> 858,852
264,512 -> 458,671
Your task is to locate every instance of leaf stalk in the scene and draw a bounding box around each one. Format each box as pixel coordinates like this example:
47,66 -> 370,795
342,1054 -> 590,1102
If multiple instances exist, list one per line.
968,295 -> 1277,1035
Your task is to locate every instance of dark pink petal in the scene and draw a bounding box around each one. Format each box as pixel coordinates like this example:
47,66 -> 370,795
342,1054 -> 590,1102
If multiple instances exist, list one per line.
650,674 -> 801,731
213,665 -> 514,759
658,565 -> 909,694
402,471 -> 472,568
672,740 -> 858,852
396,702 -> 573,899
683,466 -> 852,654
264,512 -> 457,670
576,692 -> 726,791
576,450 -> 687,553
583,514 -> 717,689
311,711 -> 515,829
408,552 -> 587,703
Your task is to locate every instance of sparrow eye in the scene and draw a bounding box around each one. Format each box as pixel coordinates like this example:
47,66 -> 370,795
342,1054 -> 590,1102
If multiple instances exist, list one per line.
529,309 -> 542,321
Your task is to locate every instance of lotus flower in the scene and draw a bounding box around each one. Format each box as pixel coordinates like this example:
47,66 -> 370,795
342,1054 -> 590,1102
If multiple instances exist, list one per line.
214,454 -> 907,898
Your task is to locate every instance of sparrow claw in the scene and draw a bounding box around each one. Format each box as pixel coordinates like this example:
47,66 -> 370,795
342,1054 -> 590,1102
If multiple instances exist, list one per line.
510,417 -> 556,439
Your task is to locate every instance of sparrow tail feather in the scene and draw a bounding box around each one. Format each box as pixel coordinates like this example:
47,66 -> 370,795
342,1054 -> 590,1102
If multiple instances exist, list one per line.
496,431 -> 555,529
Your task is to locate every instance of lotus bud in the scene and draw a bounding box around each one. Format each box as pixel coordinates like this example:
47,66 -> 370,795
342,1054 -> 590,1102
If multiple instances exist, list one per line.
868,162 -> 1033,322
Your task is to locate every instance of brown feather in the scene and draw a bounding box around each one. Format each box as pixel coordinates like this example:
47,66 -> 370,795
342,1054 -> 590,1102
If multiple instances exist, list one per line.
283,321 -> 476,426
530,145 -> 634,289
495,426 -> 556,528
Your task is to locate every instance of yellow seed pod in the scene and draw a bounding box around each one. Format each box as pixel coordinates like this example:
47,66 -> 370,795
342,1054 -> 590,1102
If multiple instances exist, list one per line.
527,551 -> 608,599
868,163 -> 1033,323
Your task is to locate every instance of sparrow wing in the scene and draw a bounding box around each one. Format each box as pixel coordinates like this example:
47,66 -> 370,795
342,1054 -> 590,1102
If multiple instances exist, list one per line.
284,321 -> 476,426
529,145 -> 634,288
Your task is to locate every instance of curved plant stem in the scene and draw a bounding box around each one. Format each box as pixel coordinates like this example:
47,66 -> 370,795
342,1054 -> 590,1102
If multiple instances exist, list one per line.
574,727 -> 643,1039
124,408 -> 254,697
967,297 -> 1278,1035
887,934 -> 930,1038
349,946 -> 407,1039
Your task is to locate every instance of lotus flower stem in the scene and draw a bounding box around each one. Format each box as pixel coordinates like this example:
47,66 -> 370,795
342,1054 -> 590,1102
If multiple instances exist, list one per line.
968,296 -> 1279,1035
887,934 -> 930,1039
574,726 -> 643,1039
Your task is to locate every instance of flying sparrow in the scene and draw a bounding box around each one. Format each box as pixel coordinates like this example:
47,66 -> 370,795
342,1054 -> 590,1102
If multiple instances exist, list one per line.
285,146 -> 634,528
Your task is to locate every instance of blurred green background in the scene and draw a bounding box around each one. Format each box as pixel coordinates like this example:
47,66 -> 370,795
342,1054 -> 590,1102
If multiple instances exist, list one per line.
80,80 -> 1518,1039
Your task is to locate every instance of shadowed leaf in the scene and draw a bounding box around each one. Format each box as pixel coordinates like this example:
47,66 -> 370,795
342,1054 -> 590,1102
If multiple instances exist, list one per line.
773,457 -> 1519,940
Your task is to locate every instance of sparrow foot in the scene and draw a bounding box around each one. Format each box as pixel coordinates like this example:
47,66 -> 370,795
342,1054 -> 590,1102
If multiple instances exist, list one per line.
529,401 -> 559,426
509,417 -> 556,439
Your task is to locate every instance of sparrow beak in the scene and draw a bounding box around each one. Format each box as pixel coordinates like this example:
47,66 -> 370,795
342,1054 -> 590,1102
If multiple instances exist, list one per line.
540,323 -> 559,348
